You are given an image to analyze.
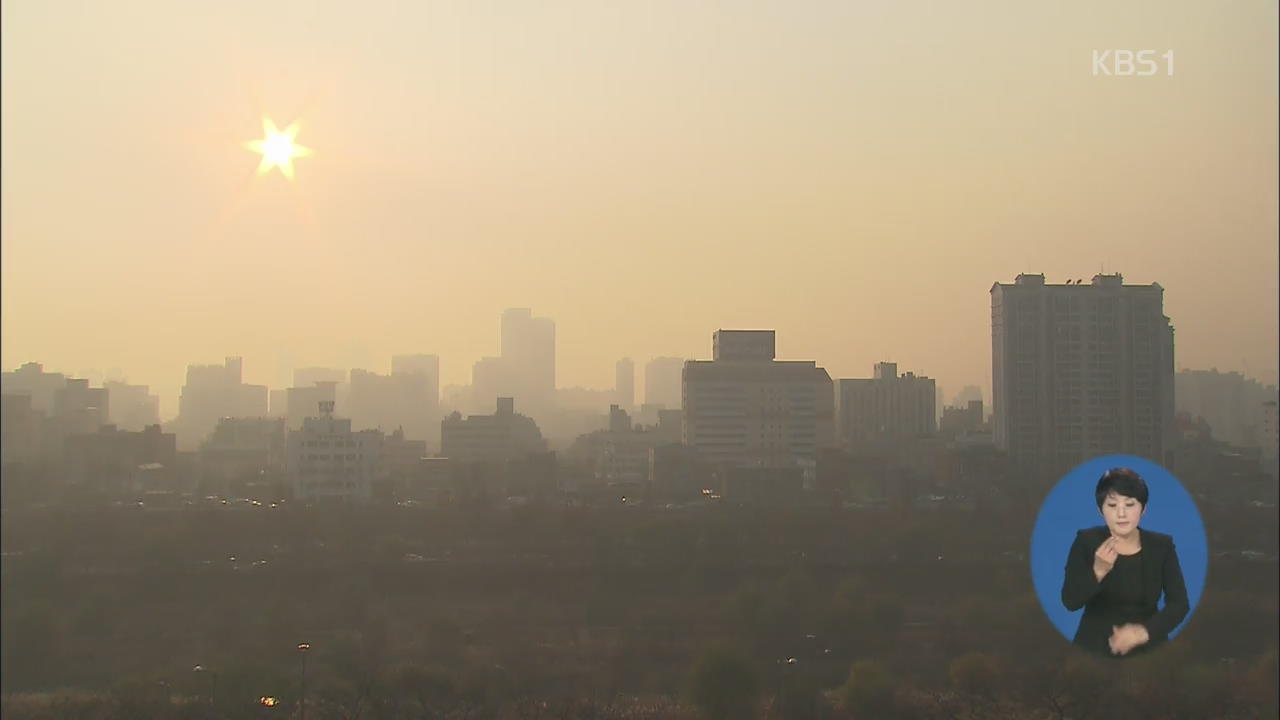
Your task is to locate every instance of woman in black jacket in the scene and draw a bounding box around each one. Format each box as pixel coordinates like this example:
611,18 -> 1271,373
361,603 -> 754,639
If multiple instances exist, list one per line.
1061,468 -> 1190,657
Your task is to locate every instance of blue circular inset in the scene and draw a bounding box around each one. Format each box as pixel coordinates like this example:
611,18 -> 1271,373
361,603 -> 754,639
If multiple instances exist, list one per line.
1030,454 -> 1207,644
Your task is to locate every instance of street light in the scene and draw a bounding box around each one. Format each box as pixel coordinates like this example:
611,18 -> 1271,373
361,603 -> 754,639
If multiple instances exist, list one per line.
193,664 -> 218,716
296,642 -> 312,720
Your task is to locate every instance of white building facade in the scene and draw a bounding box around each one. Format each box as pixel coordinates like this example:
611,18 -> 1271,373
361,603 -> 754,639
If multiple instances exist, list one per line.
286,402 -> 382,501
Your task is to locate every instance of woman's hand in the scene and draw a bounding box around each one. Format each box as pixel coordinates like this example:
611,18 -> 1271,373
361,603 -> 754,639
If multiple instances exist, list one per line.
1108,624 -> 1150,655
1093,536 -> 1119,582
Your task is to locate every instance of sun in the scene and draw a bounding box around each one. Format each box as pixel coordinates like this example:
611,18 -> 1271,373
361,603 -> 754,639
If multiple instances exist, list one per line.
245,117 -> 312,180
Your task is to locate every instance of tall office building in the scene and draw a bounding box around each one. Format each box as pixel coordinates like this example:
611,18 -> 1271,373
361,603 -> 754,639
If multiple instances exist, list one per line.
286,381 -> 339,431
471,356 -> 514,415
105,381 -> 161,431
347,368 -> 436,444
391,354 -> 440,398
614,358 -> 635,410
835,362 -> 937,447
293,367 -> 346,388
683,330 -> 834,482
54,378 -> 110,437
391,354 -> 442,447
501,308 -> 556,416
1,362 -> 68,415
644,356 -> 685,409
991,273 -> 1175,481
175,357 -> 269,450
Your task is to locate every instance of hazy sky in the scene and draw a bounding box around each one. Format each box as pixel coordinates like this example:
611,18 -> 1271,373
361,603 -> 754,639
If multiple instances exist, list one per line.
3,0 -> 1277,418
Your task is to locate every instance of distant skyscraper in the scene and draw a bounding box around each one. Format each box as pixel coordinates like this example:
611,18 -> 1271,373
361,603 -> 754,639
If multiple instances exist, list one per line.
615,358 -> 635,410
0,393 -> 41,465
391,354 -> 440,393
175,357 -> 269,451
286,381 -> 339,431
991,273 -> 1175,480
392,354 -> 441,446
347,367 -> 436,444
471,356 -> 513,415
683,330 -> 834,484
294,367 -> 346,388
501,308 -> 556,415
644,357 -> 685,409
1175,369 -> 1279,449
104,381 -> 161,431
268,388 -> 288,418
1,362 -> 68,415
54,378 -> 109,437
835,362 -> 937,447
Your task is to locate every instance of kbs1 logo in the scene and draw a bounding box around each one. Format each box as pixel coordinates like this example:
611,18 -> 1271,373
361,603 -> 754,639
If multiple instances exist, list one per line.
1092,50 -> 1174,76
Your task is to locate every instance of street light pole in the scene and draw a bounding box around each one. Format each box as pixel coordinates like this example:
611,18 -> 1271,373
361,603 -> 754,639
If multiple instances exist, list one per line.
296,643 -> 311,720
193,665 -> 217,718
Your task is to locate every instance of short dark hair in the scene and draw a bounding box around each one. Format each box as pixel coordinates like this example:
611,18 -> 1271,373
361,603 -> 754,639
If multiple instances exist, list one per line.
1095,468 -> 1149,509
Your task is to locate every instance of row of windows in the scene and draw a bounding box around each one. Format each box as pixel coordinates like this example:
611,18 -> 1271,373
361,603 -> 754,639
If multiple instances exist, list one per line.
298,466 -> 362,476
301,440 -> 364,449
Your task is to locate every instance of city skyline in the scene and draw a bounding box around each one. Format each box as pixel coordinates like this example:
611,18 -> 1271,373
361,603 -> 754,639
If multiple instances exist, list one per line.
3,1 -> 1277,418
3,281 -> 1277,424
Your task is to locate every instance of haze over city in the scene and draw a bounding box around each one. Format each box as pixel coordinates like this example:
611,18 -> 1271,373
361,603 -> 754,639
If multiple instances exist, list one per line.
2,0 -> 1277,419
3,2 -> 1278,718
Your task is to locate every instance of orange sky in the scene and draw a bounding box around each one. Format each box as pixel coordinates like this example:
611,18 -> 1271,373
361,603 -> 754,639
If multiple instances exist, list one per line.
2,0 -> 1276,418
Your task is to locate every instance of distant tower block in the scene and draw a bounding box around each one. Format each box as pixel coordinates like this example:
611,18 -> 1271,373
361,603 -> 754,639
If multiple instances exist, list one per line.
319,400 -> 335,416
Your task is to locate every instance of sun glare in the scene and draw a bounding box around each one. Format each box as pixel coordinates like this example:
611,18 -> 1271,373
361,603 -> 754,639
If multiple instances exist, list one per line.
245,117 -> 311,180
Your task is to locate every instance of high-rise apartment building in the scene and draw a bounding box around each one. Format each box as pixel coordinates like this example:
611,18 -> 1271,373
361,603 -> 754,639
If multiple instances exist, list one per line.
991,273 -> 1175,480
1262,400 -> 1278,480
835,362 -> 937,447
